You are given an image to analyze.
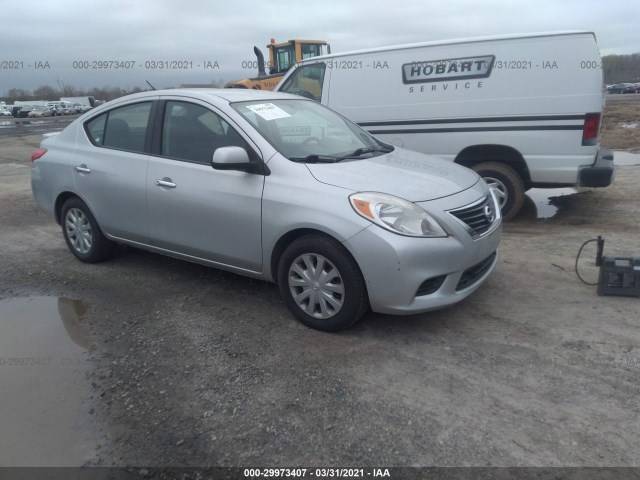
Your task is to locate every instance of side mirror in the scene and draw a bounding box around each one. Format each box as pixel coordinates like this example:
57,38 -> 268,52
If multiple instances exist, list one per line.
211,146 -> 251,172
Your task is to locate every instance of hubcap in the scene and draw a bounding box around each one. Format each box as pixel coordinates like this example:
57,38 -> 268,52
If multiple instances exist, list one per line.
483,176 -> 507,208
288,253 -> 345,319
65,208 -> 92,254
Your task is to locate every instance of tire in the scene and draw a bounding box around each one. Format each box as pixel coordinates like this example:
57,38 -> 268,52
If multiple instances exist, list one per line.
472,162 -> 525,221
277,235 -> 369,332
61,197 -> 114,263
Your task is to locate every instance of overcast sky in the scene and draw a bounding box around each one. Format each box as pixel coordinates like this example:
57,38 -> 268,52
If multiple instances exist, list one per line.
1,0 -> 639,95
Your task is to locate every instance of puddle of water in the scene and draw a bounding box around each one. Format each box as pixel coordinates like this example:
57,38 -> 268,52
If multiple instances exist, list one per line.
0,296 -> 98,466
513,187 -> 578,220
613,151 -> 640,166
512,152 -> 640,221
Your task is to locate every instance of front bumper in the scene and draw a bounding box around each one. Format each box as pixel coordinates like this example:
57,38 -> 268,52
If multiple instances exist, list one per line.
344,192 -> 502,315
579,149 -> 615,187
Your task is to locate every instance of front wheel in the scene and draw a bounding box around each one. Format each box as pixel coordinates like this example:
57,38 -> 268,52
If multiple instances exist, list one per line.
277,235 -> 369,332
61,197 -> 115,263
472,162 -> 525,221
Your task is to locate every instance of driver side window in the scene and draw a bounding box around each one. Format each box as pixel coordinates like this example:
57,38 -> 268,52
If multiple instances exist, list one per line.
161,101 -> 248,164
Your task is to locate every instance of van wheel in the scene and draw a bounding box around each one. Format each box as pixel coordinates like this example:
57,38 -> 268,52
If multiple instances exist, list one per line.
277,235 -> 369,332
472,162 -> 524,221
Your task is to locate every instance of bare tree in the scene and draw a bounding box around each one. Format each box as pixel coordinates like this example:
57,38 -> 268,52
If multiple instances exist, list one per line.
55,75 -> 75,96
603,53 -> 640,83
33,85 -> 58,100
6,88 -> 32,102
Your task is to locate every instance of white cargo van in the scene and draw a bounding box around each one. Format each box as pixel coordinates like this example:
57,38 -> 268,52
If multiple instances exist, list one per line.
275,31 -> 614,219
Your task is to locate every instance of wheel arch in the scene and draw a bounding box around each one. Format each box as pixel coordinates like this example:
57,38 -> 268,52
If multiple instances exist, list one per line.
269,228 -> 360,285
455,144 -> 532,189
54,191 -> 83,225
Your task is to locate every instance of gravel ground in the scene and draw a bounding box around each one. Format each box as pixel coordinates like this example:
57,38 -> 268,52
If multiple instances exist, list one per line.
602,93 -> 640,153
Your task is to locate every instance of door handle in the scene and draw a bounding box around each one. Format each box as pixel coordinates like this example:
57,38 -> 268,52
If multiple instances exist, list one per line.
74,164 -> 91,174
154,178 -> 176,188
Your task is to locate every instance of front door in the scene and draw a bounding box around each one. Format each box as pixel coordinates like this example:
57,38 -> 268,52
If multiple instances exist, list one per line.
146,100 -> 264,272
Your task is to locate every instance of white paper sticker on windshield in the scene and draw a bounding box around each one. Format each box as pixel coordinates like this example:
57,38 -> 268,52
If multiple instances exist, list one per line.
246,103 -> 291,120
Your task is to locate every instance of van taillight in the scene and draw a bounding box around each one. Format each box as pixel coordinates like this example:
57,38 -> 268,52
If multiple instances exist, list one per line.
31,149 -> 47,162
582,113 -> 600,146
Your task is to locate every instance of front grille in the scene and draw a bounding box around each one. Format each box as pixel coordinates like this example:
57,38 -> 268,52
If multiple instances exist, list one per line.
448,195 -> 496,237
456,252 -> 497,291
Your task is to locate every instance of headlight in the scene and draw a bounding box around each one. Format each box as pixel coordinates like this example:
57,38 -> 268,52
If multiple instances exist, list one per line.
349,192 -> 447,237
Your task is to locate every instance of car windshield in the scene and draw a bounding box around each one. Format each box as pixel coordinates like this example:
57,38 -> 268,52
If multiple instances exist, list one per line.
231,99 -> 392,162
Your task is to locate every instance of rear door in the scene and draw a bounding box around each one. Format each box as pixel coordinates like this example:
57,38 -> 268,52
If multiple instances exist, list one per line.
72,101 -> 153,242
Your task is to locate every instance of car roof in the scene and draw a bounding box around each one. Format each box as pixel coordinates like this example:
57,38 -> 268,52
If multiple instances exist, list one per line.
180,88 -> 304,103
81,88 -> 312,119
110,88 -> 306,104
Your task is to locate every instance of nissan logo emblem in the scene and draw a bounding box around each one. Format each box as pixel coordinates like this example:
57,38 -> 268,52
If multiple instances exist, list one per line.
484,204 -> 495,223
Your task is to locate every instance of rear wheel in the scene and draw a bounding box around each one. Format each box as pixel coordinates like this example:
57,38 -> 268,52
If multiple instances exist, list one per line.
277,235 -> 369,332
472,162 -> 525,221
61,197 -> 114,263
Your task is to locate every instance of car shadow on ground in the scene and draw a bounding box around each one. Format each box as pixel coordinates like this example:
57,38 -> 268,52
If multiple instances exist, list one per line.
107,244 -> 464,337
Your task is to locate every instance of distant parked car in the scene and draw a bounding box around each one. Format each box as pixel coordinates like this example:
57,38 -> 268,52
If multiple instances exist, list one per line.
17,106 -> 36,118
28,106 -> 52,118
0,106 -> 13,116
12,105 -> 23,117
72,103 -> 92,114
61,102 -> 78,114
46,103 -> 63,116
49,101 -> 73,115
608,83 -> 639,94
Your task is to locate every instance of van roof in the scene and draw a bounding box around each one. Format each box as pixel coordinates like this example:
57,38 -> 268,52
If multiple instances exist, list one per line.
296,31 -> 595,62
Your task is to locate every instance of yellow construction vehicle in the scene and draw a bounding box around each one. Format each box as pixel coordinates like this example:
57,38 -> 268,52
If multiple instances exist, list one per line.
225,39 -> 330,90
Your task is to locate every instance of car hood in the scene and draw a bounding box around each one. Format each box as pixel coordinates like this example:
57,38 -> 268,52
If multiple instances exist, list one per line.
305,147 -> 480,202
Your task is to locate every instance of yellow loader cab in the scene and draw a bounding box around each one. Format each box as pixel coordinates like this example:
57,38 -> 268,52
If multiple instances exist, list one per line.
225,39 -> 330,90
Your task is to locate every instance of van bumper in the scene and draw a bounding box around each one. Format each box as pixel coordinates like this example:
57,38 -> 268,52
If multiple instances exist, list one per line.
579,149 -> 615,187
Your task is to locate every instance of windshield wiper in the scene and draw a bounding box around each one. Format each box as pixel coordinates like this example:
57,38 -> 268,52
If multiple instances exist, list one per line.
335,146 -> 394,161
289,145 -> 394,164
289,154 -> 341,163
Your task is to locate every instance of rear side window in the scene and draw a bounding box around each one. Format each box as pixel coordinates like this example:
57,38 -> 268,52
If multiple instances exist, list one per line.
279,63 -> 326,101
85,102 -> 152,153
86,115 -> 106,144
161,101 -> 249,164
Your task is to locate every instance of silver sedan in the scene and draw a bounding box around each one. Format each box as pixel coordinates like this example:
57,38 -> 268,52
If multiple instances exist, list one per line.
31,89 -> 501,331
